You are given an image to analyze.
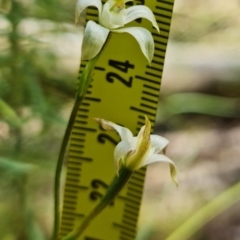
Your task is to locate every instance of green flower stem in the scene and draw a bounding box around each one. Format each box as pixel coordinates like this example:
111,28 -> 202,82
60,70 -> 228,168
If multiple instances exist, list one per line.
62,167 -> 133,240
76,54 -> 100,98
52,54 -> 100,240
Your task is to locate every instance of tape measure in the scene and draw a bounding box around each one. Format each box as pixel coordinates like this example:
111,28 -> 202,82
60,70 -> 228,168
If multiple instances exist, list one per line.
59,0 -> 175,239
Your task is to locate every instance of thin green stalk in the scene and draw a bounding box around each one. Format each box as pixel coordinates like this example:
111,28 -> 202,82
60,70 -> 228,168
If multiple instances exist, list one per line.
62,167 -> 133,240
52,54 -> 100,240
165,181 -> 240,240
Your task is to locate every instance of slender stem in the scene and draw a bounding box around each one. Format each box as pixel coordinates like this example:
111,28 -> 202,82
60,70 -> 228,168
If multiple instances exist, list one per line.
52,54 -> 100,240
52,95 -> 82,240
62,167 -> 133,240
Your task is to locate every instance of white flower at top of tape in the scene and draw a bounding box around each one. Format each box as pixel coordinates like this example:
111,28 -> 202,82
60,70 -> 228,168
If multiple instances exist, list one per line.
75,0 -> 159,64
96,116 -> 178,186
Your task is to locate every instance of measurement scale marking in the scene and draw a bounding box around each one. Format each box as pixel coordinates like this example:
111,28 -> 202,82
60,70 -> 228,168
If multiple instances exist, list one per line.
141,103 -> 156,110
78,108 -> 89,113
68,156 -> 93,162
87,13 -> 98,17
77,114 -> 88,119
155,44 -> 167,51
122,220 -> 136,228
122,216 -> 138,226
146,71 -> 162,79
130,175 -> 142,186
63,199 -> 76,205
135,75 -> 159,85
66,184 -> 89,190
69,149 -> 83,155
71,137 -> 85,142
123,206 -> 140,216
147,64 -> 163,72
84,97 -> 101,102
65,179 -> 79,185
67,160 -> 82,165
157,0 -> 174,5
126,188 -> 142,197
67,166 -> 81,172
71,131 -> 86,136
64,196 -> 77,202
154,38 -> 168,45
118,196 -> 139,206
131,174 -> 145,181
125,203 -> 140,212
141,97 -> 158,104
156,18 -> 171,26
81,102 -> 90,107
156,6 -> 172,12
122,213 -> 138,223
95,66 -> 105,71
62,211 -> 85,218
143,84 -> 159,91
137,121 -> 145,126
130,106 -> 155,116
128,180 -> 145,190
65,188 -> 79,193
70,143 -> 84,148
153,54 -> 165,61
72,126 -> 97,132
68,155 -> 84,160
147,65 -> 163,71
152,57 -> 164,63
114,223 -> 136,233
126,192 -> 142,201
64,205 -> 76,211
75,120 -> 88,125
122,213 -> 137,223
153,11 -> 172,19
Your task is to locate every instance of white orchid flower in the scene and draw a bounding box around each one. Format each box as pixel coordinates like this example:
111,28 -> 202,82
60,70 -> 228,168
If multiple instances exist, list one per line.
96,116 -> 178,186
75,0 -> 159,64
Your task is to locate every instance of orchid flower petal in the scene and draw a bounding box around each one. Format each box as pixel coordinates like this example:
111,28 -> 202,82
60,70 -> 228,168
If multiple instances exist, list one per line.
150,135 -> 169,153
114,140 -> 134,174
135,116 -> 151,153
143,154 -> 178,186
81,21 -> 109,60
126,116 -> 151,170
124,5 -> 160,32
75,0 -> 102,25
95,118 -> 133,142
100,1 -> 125,29
113,27 -> 154,64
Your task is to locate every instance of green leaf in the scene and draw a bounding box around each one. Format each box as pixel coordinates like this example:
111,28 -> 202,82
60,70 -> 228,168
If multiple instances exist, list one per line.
0,157 -> 35,175
0,99 -> 21,128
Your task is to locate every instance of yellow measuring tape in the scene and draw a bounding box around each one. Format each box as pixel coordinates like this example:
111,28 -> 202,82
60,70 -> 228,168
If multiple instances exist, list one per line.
59,0 -> 175,239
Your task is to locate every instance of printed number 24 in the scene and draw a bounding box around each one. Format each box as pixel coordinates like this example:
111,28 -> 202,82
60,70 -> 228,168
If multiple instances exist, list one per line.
106,60 -> 135,88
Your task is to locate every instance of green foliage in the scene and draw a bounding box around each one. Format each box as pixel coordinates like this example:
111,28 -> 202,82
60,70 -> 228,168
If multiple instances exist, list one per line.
0,99 -> 21,128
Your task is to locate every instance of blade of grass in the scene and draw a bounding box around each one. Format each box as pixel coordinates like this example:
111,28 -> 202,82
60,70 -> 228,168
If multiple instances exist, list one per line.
165,181 -> 240,240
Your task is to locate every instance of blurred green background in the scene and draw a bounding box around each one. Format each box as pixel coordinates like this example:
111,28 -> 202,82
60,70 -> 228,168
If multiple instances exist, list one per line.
0,0 -> 240,239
